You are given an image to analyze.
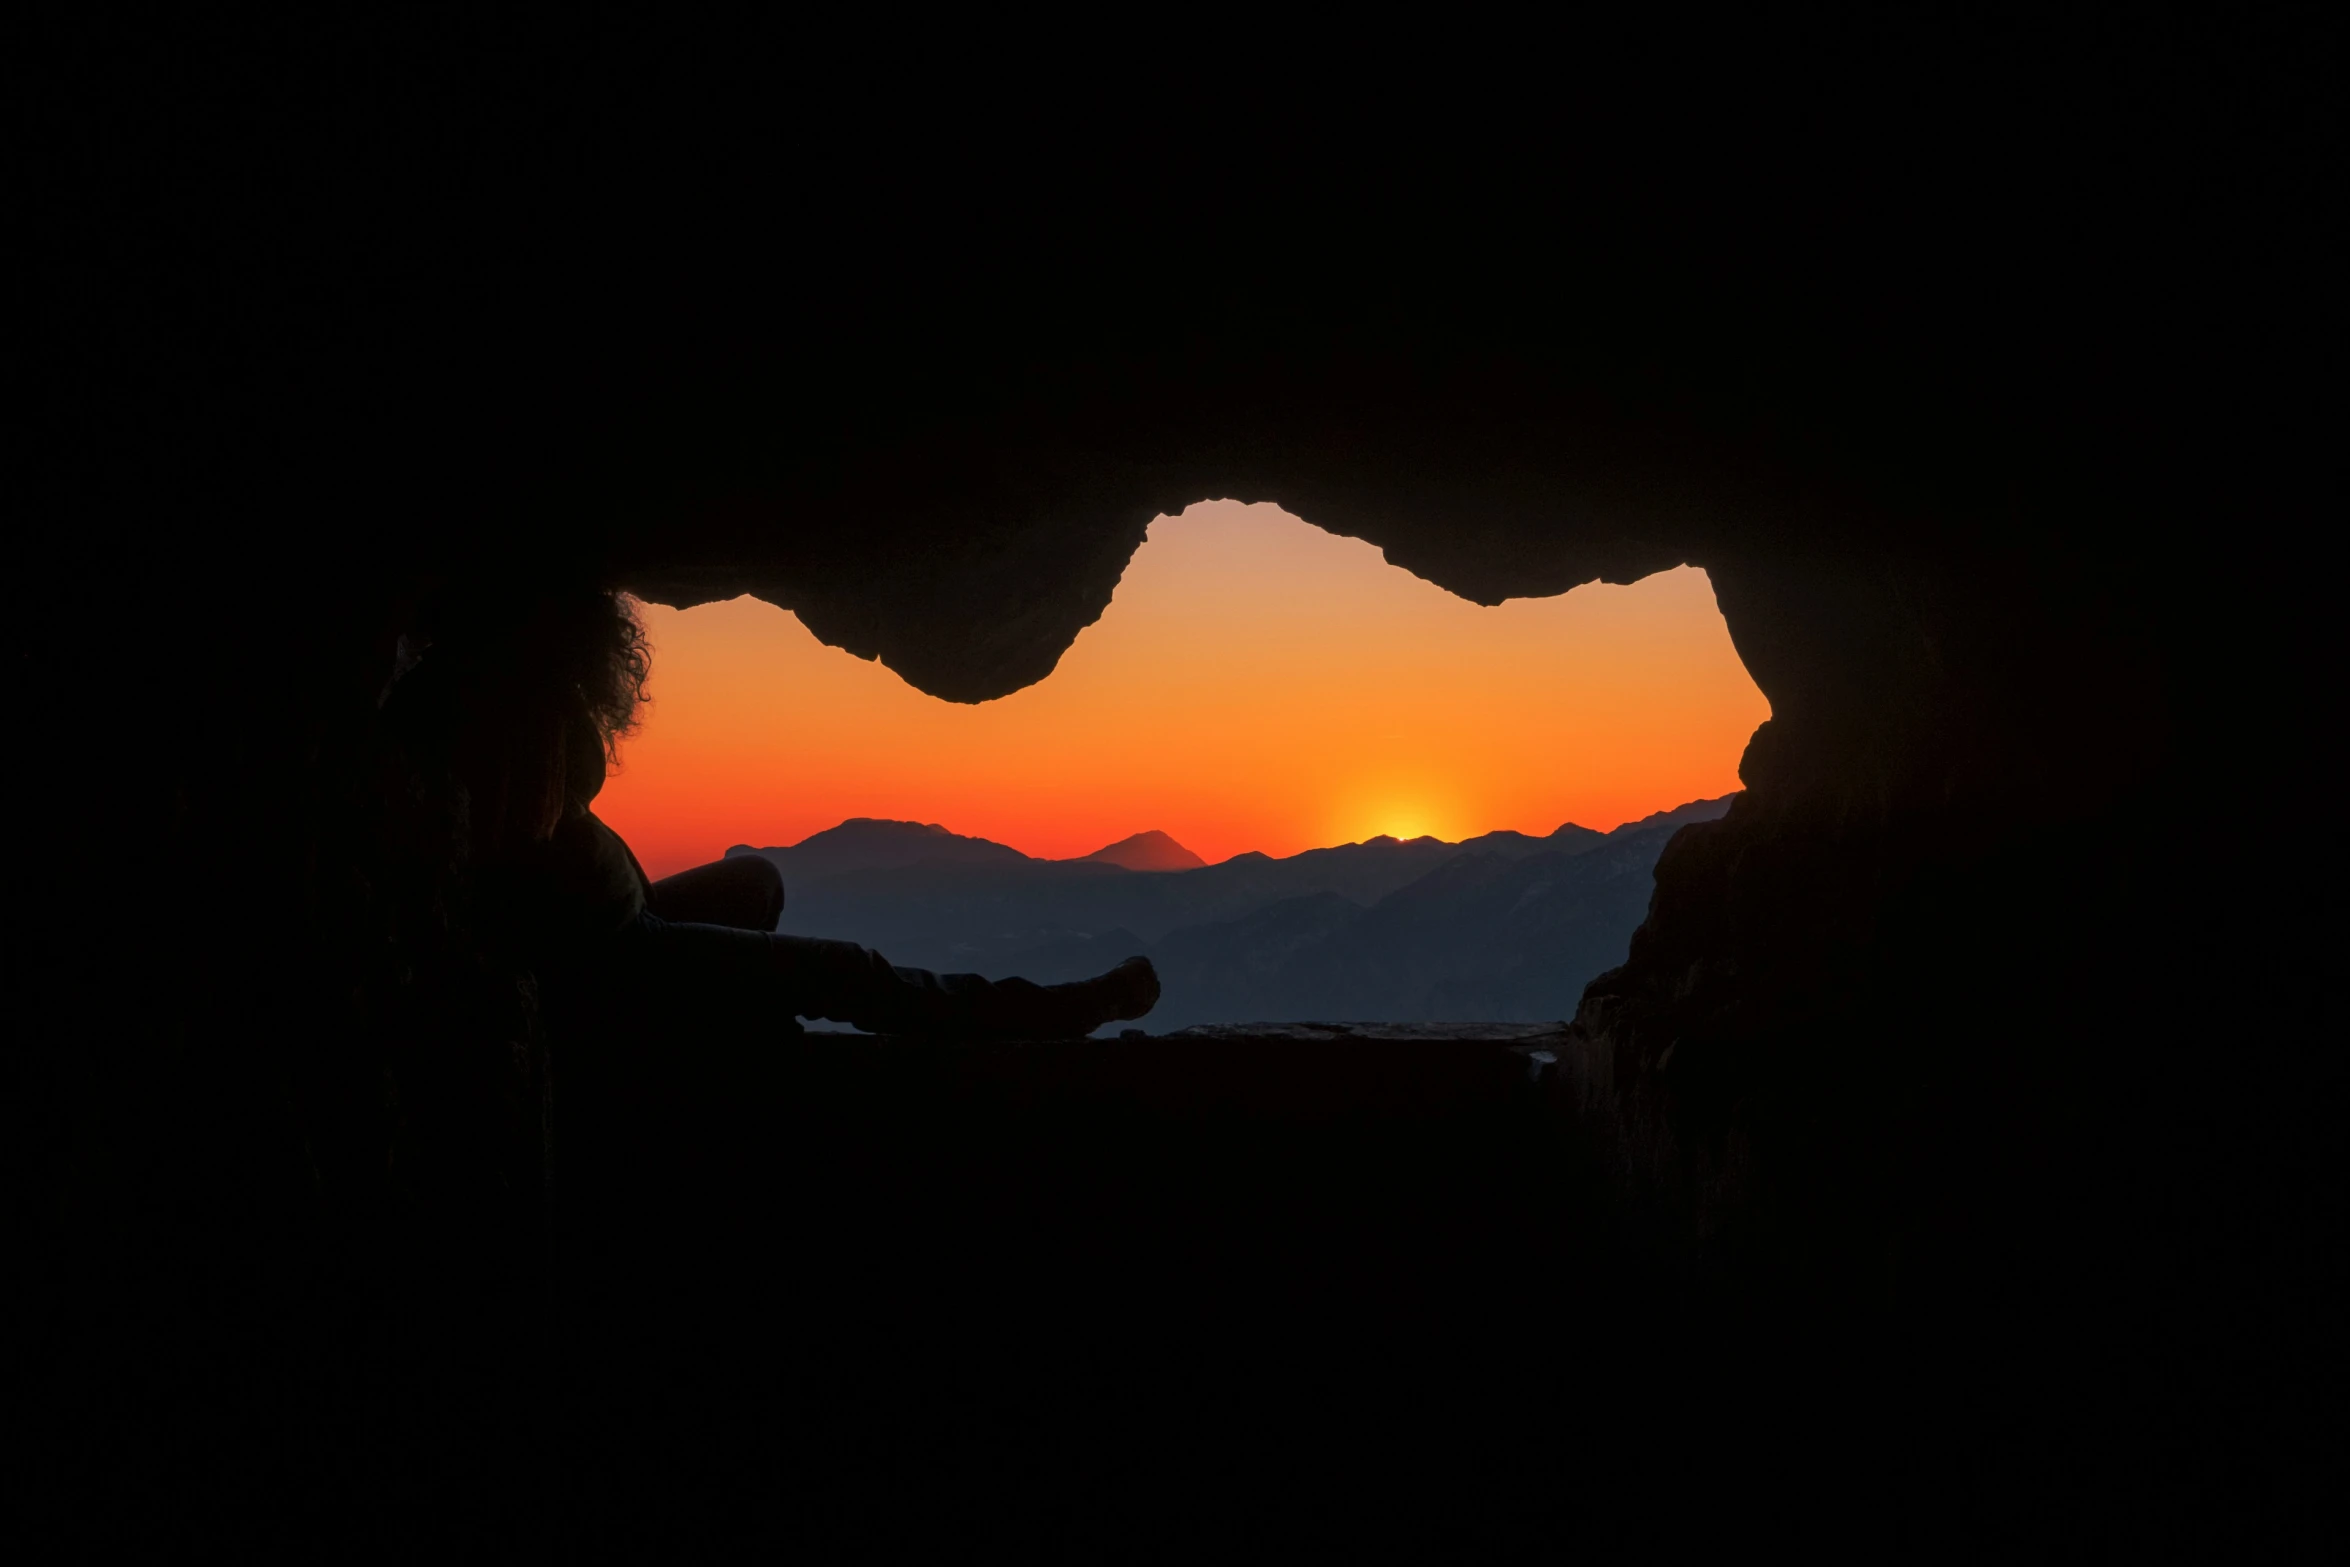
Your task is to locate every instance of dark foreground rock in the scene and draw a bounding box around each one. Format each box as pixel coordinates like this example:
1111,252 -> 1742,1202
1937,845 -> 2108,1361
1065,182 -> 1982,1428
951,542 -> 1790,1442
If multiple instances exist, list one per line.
554,1028 -> 1847,1556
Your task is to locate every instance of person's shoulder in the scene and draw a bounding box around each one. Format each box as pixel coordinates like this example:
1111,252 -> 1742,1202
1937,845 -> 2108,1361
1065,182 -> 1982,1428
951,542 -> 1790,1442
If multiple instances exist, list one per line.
571,810 -> 644,872
535,810 -> 648,937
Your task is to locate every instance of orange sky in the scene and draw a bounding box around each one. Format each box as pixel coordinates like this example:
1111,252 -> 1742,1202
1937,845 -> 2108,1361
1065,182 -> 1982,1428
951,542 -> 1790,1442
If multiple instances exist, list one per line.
597,502 -> 1770,877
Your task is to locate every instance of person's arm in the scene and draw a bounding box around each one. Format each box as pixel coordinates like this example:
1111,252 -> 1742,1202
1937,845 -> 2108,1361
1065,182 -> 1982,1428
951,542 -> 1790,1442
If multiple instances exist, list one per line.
624,915 -> 1158,1039
768,935 -> 1158,1039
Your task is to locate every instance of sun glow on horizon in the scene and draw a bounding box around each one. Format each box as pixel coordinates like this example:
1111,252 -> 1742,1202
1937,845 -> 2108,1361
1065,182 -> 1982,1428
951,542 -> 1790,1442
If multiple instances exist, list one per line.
595,503 -> 1771,877
1352,805 -> 1450,846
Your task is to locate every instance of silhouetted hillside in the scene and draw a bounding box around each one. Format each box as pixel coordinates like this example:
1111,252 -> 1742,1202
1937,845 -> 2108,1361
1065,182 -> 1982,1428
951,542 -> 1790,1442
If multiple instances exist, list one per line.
727,818 -> 1030,884
1604,798 -> 1742,837
1145,824 -> 1692,1029
754,798 -> 1734,1026
1077,830 -> 1207,871
765,828 -> 1544,965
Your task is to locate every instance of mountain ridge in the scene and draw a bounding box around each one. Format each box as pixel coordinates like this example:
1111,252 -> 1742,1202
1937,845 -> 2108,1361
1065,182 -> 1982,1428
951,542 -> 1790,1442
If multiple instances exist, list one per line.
726,796 -> 1738,1028
726,800 -> 1715,885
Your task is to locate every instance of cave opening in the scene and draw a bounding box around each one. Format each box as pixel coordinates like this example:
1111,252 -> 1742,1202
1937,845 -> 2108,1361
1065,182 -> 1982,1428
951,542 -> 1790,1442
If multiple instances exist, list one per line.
598,500 -> 1768,1031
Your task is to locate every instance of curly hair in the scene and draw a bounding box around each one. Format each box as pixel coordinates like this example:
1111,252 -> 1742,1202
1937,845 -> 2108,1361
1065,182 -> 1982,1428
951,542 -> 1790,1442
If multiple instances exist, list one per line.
389,584 -> 654,855
569,590 -> 653,762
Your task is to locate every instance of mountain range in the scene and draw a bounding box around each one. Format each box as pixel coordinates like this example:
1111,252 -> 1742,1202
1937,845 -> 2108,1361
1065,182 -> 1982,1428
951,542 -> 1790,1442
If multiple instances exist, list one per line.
726,796 -> 1736,1032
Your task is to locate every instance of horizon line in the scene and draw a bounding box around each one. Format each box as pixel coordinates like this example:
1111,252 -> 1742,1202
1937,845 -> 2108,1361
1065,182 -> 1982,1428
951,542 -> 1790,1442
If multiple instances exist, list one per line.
733,791 -> 1741,866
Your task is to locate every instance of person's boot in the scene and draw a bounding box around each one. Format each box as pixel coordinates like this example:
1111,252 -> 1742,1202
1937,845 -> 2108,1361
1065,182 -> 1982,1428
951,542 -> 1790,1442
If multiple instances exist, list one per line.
994,955 -> 1161,1038
1077,955 -> 1160,1031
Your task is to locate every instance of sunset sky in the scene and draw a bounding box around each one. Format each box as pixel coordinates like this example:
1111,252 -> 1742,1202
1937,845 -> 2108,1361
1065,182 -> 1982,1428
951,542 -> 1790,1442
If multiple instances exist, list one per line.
597,502 -> 1770,878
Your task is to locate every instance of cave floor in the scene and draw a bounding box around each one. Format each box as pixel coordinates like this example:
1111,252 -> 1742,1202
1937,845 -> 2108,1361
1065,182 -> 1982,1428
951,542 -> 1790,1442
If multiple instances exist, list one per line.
551,1024 -> 1822,1556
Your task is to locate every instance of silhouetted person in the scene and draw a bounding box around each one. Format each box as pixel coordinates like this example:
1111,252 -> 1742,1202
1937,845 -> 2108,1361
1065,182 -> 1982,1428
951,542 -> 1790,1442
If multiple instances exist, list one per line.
388,587 -> 1159,1039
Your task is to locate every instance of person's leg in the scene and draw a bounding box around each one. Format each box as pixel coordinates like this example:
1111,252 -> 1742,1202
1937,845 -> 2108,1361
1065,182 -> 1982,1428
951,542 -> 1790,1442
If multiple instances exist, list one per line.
645,856 -> 785,931
768,936 -> 1158,1038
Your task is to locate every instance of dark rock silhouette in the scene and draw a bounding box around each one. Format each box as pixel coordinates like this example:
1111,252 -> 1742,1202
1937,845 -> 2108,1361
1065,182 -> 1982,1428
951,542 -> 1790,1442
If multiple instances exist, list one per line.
23,22 -> 2333,1557
1075,828 -> 1206,871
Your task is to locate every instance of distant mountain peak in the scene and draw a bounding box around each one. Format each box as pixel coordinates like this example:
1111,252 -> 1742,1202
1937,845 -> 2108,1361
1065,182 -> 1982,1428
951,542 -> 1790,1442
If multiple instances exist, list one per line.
1080,830 -> 1207,872
788,817 -> 1021,854
727,817 -> 1032,882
